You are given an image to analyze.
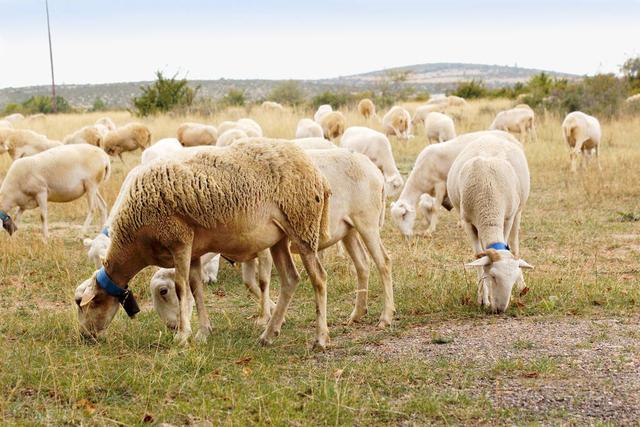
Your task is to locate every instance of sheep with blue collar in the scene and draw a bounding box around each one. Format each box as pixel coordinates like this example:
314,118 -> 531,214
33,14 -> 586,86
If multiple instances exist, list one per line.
447,133 -> 533,313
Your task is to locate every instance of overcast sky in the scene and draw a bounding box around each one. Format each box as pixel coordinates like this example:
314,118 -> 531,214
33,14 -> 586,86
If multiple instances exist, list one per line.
0,0 -> 639,88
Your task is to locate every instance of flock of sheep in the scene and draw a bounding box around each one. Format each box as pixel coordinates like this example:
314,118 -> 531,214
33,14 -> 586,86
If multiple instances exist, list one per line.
0,98 -> 603,349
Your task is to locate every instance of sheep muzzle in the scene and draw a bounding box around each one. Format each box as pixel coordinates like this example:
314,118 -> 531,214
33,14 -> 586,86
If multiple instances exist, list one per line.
1,214 -> 16,235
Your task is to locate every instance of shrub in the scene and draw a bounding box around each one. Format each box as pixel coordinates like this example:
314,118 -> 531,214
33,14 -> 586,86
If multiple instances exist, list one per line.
451,80 -> 487,99
220,89 -> 245,107
132,71 -> 198,117
269,81 -> 305,106
3,95 -> 72,115
91,97 -> 107,112
310,91 -> 354,110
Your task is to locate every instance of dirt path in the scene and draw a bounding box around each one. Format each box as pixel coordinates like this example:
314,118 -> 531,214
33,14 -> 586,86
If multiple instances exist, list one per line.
365,316 -> 640,425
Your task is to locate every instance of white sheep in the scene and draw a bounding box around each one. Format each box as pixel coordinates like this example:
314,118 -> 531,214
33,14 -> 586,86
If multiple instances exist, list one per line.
0,120 -> 13,128
424,112 -> 456,144
95,117 -> 117,131
382,106 -> 411,139
3,113 -> 25,123
294,137 -> 335,150
0,129 -> 62,160
216,129 -> 249,147
340,126 -> 403,197
261,101 -> 286,112
390,130 -> 520,237
489,107 -> 537,143
217,120 -> 238,135
411,104 -> 444,129
447,134 -> 533,313
150,268 -> 195,330
562,111 -> 602,172
236,118 -> 263,137
626,94 -> 640,104
314,104 -> 333,123
0,144 -> 110,239
140,138 -> 183,164
446,95 -> 467,107
295,118 -> 324,139
63,125 -> 103,146
101,122 -> 151,160
176,122 -> 218,146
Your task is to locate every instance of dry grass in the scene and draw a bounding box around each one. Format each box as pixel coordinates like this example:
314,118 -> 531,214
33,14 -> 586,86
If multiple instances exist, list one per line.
1,100 -> 639,425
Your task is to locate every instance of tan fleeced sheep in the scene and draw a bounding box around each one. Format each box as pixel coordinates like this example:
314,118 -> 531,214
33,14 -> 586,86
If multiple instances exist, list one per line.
261,101 -> 285,112
446,95 -> 467,106
63,125 -> 103,146
95,117 -> 117,132
0,129 -> 62,160
295,118 -> 324,139
0,144 -> 111,239
75,140 -> 332,349
357,98 -> 376,119
424,112 -> 456,144
319,111 -> 346,140
101,122 -> 151,159
562,111 -> 602,172
176,122 -> 218,146
489,107 -> 538,143
217,121 -> 237,135
314,104 -> 332,123
382,106 -> 411,139
626,94 -> 640,104
216,128 -> 249,147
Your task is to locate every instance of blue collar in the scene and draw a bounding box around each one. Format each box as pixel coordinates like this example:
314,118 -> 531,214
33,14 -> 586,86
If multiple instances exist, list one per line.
0,210 -> 10,222
101,227 -> 109,237
486,242 -> 510,251
96,267 -> 126,297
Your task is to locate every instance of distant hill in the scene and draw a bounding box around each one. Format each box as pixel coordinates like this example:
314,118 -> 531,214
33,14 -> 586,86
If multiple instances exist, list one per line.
0,63 -> 579,110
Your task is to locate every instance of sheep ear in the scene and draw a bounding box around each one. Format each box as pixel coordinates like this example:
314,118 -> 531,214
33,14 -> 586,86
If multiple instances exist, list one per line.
466,256 -> 491,268
80,284 -> 97,307
83,238 -> 93,248
518,259 -> 534,269
99,256 -> 106,266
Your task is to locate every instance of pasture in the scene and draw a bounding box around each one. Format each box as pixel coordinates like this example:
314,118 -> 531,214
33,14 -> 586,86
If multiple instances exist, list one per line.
1,100 -> 639,425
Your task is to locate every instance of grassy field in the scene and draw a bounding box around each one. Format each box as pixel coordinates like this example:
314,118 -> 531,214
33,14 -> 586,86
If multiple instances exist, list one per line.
1,101 -> 639,425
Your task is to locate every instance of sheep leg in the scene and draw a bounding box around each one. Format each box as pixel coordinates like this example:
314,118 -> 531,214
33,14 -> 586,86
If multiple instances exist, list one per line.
81,184 -> 98,234
257,250 -> 276,315
241,259 -> 262,299
299,251 -> 330,350
462,221 -> 486,306
342,230 -> 370,325
571,139 -> 585,172
35,192 -> 49,240
509,211 -> 526,292
595,145 -> 602,171
531,122 -> 539,143
172,241 -> 194,345
189,257 -> 212,343
96,191 -> 108,226
259,238 -> 300,346
428,182 -> 447,234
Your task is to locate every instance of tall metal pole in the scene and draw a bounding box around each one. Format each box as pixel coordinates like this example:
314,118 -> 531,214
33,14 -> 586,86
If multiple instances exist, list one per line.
45,0 -> 57,112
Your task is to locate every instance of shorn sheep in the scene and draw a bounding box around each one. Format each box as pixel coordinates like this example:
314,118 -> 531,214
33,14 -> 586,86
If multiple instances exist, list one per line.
447,134 -> 533,313
562,111 -> 602,172
95,117 -> 117,132
2,113 -> 25,123
0,144 -> 110,239
340,126 -> 404,197
424,112 -> 456,144
314,104 -> 332,123
412,104 -> 444,129
295,118 -> 324,139
216,129 -> 249,147
0,120 -> 12,128
261,101 -> 285,112
101,122 -> 151,160
140,138 -> 183,165
382,106 -> 411,139
357,98 -> 376,119
0,129 -> 62,160
489,106 -> 538,143
391,130 -> 520,237
177,122 -> 218,146
63,125 -> 104,146
319,111 -> 346,140
75,140 -> 332,349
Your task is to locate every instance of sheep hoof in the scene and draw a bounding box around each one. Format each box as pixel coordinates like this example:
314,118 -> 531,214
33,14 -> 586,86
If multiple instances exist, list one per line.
377,317 -> 393,329
174,331 -> 191,346
312,337 -> 329,351
258,333 -> 273,347
255,315 -> 271,328
346,309 -> 367,325
194,327 -> 211,343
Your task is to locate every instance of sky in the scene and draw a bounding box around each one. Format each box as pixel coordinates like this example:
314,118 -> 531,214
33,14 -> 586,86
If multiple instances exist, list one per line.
0,0 -> 639,88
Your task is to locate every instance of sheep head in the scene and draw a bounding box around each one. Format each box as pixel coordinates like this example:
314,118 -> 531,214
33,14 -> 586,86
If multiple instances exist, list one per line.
0,210 -> 16,235
390,200 -> 416,238
385,174 -> 404,198
150,268 -> 194,330
75,273 -> 121,339
417,194 -> 437,229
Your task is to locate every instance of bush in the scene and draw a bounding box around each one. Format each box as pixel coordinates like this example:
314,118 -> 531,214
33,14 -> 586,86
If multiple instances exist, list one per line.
3,95 -> 72,115
310,91 -> 354,110
220,89 -> 245,107
91,97 -> 107,112
413,91 -> 431,102
450,80 -> 487,99
551,74 -> 628,118
269,81 -> 305,106
132,71 -> 198,117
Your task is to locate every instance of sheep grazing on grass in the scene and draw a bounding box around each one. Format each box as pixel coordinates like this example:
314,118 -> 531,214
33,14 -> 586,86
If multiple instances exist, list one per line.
340,126 -> 403,197
217,129 -> 249,146
390,130 -> 520,237
447,134 -> 532,313
74,140 -> 332,349
295,118 -> 324,139
177,122 -> 218,146
217,120 -> 238,135
357,98 -> 376,119
294,137 -> 335,150
626,94 -> 640,104
101,122 -> 151,160
489,107 -> 537,143
3,113 -> 25,124
562,111 -> 602,172
424,112 -> 456,144
319,111 -> 346,140
141,138 -> 183,164
382,106 -> 411,139
0,129 -> 62,160
150,268 -> 195,330
261,101 -> 285,112
236,118 -> 263,137
0,120 -> 12,128
314,104 -> 332,123
446,95 -> 467,107
63,125 -> 103,146
412,104 -> 444,129
0,144 -> 110,239
96,117 -> 117,132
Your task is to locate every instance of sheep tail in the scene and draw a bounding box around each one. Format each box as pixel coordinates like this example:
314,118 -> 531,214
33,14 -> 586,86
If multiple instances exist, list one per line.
103,159 -> 112,183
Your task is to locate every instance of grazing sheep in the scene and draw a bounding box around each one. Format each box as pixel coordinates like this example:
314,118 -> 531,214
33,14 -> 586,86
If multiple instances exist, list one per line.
217,120 -> 238,135
340,126 -> 403,197
562,111 -> 602,172
515,103 -> 532,110
382,106 -> 411,139
446,95 -> 467,107
0,129 -> 62,160
447,134 -> 532,313
357,98 -> 376,119
261,101 -> 285,112
27,113 -> 47,123
141,138 -> 183,164
319,111 -> 346,140
63,125 -> 103,146
3,113 -> 25,123
295,118 -> 324,139
177,122 -> 218,146
412,104 -> 444,129
0,120 -> 13,129
426,96 -> 449,106
489,107 -> 538,143
294,137 -> 335,150
0,144 -> 110,239
101,122 -> 151,159
390,130 -> 520,237
150,268 -> 195,330
216,129 -> 248,147
626,94 -> 640,104
314,104 -> 333,123
96,117 -> 117,131
424,112 -> 456,144
236,118 -> 263,137
74,140 -> 332,349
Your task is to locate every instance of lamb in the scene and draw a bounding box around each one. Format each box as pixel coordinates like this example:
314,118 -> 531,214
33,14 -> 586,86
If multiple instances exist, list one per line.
390,130 -> 520,237
382,106 -> 411,139
357,98 -> 376,119
96,117 -> 117,131
314,104 -> 333,123
412,104 -> 444,129
261,101 -> 285,112
562,111 -> 602,172
447,134 -> 533,313
424,112 -> 456,144
0,129 -> 62,160
319,111 -> 346,140
216,129 -> 249,147
74,140 -> 332,349
101,122 -> 151,159
236,118 -> 263,137
0,144 -> 110,239
140,138 -> 183,164
489,107 -> 538,143
177,122 -> 218,146
340,126 -> 403,197
63,125 -> 103,146
295,118 -> 324,139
